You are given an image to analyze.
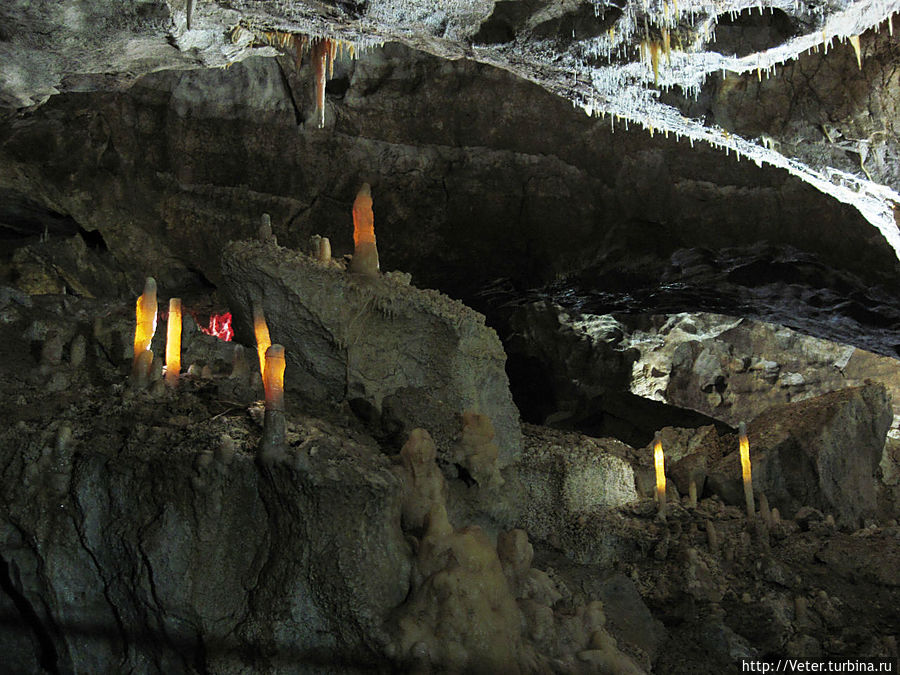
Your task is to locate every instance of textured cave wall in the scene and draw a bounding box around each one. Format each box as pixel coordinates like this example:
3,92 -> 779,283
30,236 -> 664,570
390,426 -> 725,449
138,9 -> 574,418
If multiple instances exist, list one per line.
1,41 -> 898,304
668,23 -> 900,193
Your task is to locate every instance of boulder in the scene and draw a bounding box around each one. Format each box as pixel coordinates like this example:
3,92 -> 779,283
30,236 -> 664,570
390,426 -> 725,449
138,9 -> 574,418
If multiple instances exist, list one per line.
509,425 -> 637,543
706,384 -> 891,526
220,240 -> 522,465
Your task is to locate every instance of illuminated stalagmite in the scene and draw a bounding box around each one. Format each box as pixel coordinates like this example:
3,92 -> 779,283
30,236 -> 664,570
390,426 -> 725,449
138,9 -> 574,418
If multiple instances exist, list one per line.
349,183 -> 379,277
165,298 -> 182,386
259,344 -> 287,462
253,304 -> 272,376
132,277 -> 157,377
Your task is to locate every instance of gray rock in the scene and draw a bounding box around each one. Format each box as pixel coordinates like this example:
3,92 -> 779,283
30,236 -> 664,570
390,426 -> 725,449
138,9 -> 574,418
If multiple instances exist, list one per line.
706,384 -> 891,526
596,573 -> 667,667
221,240 -> 522,465
0,413 -> 411,673
509,425 -> 637,543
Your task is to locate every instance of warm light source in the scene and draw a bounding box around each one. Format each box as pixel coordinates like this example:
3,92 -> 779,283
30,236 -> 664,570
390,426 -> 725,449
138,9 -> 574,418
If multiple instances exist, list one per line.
349,183 -> 379,277
653,431 -> 666,521
165,298 -> 182,386
739,421 -> 755,517
132,277 -> 157,375
253,304 -> 272,376
263,344 -> 286,411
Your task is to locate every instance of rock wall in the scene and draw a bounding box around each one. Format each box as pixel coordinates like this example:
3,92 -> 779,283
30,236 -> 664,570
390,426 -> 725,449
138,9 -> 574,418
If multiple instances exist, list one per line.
1,43 -> 897,305
0,393 -> 411,674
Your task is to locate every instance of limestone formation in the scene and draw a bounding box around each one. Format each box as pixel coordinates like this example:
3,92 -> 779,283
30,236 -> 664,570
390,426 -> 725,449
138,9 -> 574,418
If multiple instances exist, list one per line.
221,240 -> 522,465
706,384 -> 891,526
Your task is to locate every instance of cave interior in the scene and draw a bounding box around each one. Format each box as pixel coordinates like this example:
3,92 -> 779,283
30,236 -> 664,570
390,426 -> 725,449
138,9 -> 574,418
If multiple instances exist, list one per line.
1,0 -> 900,673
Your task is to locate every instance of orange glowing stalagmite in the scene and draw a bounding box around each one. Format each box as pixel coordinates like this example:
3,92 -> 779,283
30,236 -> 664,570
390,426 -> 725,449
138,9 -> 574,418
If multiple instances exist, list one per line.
165,298 -> 182,386
739,422 -> 755,517
132,277 -> 158,376
253,304 -> 272,377
349,183 -> 380,277
263,344 -> 286,411
654,431 -> 667,521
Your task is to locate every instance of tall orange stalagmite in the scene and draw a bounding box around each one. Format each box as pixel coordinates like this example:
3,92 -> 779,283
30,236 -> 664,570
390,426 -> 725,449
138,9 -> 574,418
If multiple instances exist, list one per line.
253,304 -> 272,376
165,298 -> 182,386
349,183 -> 380,277
259,344 -> 288,463
132,277 -> 158,375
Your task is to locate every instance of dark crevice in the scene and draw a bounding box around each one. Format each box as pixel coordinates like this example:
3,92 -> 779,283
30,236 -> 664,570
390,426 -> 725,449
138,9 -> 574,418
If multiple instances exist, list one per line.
69,474 -> 131,668
276,58 -> 304,126
708,7 -> 798,58
77,226 -> 108,251
0,555 -> 60,674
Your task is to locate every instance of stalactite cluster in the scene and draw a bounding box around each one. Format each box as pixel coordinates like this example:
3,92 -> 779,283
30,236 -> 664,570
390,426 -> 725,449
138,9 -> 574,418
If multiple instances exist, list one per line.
231,25 -> 358,128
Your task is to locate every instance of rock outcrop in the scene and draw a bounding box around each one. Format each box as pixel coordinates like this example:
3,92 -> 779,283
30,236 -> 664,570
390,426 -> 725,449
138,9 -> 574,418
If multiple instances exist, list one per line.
508,306 -> 900,510
702,384 -> 892,526
508,425 -> 638,547
0,386 -> 412,673
220,240 -> 522,465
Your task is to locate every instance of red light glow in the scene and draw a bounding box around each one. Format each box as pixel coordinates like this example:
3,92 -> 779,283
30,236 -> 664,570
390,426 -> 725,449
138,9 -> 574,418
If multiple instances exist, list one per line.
200,313 -> 234,341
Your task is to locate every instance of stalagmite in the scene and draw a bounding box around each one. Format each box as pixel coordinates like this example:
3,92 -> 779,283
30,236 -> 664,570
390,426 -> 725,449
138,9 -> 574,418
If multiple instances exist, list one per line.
706,519 -> 719,551
259,213 -> 277,245
69,334 -> 86,369
654,431 -> 666,521
759,492 -> 772,529
131,350 -> 154,389
231,344 -> 250,381
349,183 -> 380,277
317,236 -> 331,263
739,422 -> 755,518
253,304 -> 272,376
165,298 -> 182,386
263,344 -> 285,411
259,344 -> 287,462
132,277 -> 157,376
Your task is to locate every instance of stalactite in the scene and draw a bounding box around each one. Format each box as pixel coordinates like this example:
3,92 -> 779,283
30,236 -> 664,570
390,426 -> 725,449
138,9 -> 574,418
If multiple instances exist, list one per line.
849,35 -> 862,69
312,38 -> 331,128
